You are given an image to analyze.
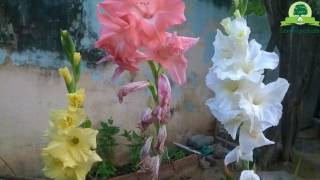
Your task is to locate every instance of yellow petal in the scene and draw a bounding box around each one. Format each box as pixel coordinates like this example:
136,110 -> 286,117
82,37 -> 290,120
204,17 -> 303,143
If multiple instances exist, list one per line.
67,89 -> 86,109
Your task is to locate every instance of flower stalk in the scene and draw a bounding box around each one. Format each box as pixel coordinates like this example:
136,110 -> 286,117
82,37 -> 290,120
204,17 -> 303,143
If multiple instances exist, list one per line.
206,7 -> 289,180
42,31 -> 101,180
95,0 -> 198,178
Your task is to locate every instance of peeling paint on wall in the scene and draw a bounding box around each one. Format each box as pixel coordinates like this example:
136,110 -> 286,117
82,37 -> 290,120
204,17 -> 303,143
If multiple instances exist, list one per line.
80,0 -> 102,49
10,49 -> 65,68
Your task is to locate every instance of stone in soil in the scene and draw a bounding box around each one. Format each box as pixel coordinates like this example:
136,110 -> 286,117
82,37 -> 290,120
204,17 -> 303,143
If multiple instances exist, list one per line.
187,134 -> 214,149
211,144 -> 229,159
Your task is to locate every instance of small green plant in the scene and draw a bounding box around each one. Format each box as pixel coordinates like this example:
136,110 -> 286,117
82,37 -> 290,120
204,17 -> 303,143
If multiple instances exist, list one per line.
163,147 -> 188,162
90,118 -> 120,179
121,129 -> 145,171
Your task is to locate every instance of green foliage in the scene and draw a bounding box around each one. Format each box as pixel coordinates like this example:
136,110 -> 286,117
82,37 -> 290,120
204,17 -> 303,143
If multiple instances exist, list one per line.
81,118 -> 92,128
245,0 -> 266,16
231,0 -> 266,16
163,147 -> 187,162
97,119 -> 120,160
121,129 -> 145,171
90,118 -> 120,179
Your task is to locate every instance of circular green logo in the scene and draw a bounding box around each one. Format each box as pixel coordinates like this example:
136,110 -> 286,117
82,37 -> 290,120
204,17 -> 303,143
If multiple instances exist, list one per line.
288,1 -> 312,25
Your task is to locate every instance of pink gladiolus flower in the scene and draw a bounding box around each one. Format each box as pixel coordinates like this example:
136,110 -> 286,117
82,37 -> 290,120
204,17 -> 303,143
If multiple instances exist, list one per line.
140,137 -> 160,179
153,106 -> 169,124
158,74 -> 171,107
139,108 -> 155,130
96,2 -> 147,74
118,81 -> 150,103
145,32 -> 199,85
103,0 -> 186,43
150,155 -> 160,180
141,137 -> 153,159
96,3 -> 140,52
151,74 -> 172,123
156,125 -> 167,154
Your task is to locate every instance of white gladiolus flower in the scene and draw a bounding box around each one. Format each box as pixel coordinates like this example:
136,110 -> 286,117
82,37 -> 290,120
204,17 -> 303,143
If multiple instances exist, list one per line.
215,40 -> 279,83
206,10 -> 289,169
206,71 -> 245,139
212,30 -> 247,69
221,10 -> 251,41
206,97 -> 243,139
238,78 -> 289,131
239,123 -> 274,154
240,170 -> 260,180
206,70 -> 241,108
224,146 -> 253,166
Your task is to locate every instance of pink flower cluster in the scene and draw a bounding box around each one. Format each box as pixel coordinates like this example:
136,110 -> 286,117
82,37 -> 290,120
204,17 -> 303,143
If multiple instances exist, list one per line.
95,1 -> 198,178
117,74 -> 170,179
117,74 -> 171,129
96,0 -> 199,85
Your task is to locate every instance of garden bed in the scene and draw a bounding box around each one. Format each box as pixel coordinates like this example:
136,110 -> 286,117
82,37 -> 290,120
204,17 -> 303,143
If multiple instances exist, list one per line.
110,154 -> 200,180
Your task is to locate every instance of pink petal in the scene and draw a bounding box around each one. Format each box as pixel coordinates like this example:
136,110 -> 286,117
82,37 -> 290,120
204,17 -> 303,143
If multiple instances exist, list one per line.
162,55 -> 188,85
139,108 -> 155,130
150,156 -> 160,180
96,55 -> 113,64
158,74 -> 172,107
156,125 -> 167,154
145,33 -> 199,85
117,81 -> 150,103
111,67 -> 124,82
140,137 -> 153,159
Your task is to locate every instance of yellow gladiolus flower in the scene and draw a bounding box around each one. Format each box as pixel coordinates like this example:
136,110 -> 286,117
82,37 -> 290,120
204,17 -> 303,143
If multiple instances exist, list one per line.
59,67 -> 73,84
73,52 -> 81,66
43,128 -> 100,165
48,109 -> 86,136
67,89 -> 86,109
42,149 -> 101,180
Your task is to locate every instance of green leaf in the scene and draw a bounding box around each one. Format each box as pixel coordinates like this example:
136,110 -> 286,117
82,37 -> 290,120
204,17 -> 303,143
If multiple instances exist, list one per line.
81,119 -> 92,128
240,0 -> 249,16
147,61 -> 158,82
294,156 -> 302,180
94,161 -> 117,178
245,0 -> 266,16
108,118 -> 114,125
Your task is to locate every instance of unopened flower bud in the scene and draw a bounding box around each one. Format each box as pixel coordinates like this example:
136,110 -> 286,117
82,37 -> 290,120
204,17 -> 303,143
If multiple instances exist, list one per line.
73,52 -> 81,65
59,67 -> 72,84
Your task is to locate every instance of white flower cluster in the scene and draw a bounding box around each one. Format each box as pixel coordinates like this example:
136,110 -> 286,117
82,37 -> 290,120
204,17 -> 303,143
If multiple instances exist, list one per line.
206,11 -> 289,166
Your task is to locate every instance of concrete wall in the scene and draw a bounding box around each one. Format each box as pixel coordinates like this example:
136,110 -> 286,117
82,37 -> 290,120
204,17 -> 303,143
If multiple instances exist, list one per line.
0,0 -> 270,177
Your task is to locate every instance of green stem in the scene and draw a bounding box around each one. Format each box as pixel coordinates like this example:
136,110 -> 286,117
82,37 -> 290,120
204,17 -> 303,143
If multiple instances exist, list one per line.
147,61 -> 158,83
240,0 -> 248,16
241,160 -> 250,170
148,83 -> 158,104
147,61 -> 163,155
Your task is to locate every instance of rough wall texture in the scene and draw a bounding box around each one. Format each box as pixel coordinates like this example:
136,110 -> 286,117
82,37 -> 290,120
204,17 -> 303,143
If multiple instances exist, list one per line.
0,0 -> 270,177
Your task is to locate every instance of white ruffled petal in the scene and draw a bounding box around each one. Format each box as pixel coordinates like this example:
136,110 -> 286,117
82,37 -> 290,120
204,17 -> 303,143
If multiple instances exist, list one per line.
239,125 -> 274,153
262,78 -> 290,103
240,170 -> 260,180
224,146 -> 253,166
224,146 -> 240,166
